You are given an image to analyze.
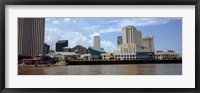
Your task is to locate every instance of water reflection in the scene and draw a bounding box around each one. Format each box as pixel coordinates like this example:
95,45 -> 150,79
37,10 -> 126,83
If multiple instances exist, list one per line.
18,64 -> 182,75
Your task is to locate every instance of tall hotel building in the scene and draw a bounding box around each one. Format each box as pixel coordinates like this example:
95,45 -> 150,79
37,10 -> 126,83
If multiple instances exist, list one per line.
117,36 -> 122,45
121,26 -> 143,53
18,18 -> 45,56
94,36 -> 100,49
142,35 -> 155,52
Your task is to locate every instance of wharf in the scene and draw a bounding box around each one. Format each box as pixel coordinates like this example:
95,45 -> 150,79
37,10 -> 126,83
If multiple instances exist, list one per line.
68,60 -> 182,65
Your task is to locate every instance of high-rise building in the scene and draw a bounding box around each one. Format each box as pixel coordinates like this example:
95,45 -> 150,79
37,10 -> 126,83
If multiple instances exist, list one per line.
142,35 -> 155,52
117,36 -> 122,50
56,40 -> 68,52
72,45 -> 87,54
121,25 -> 143,53
122,26 -> 142,45
94,36 -> 100,49
44,43 -> 50,54
18,18 -> 45,56
117,36 -> 122,45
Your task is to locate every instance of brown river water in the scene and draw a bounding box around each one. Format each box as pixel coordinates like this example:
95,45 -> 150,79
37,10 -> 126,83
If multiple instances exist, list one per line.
18,64 -> 182,75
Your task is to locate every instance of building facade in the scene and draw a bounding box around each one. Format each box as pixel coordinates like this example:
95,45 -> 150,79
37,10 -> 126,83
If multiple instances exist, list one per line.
121,26 -> 143,53
72,45 -> 88,54
18,18 -> 45,57
88,46 -> 106,59
155,50 -> 180,60
136,52 -> 155,60
117,36 -> 122,50
94,36 -> 100,49
101,52 -> 136,60
63,47 -> 72,52
117,36 -> 122,45
142,35 -> 155,52
44,43 -> 50,54
56,40 -> 68,52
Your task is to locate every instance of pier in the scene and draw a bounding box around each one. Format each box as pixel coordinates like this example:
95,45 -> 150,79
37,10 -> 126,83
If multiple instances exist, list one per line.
68,60 -> 182,65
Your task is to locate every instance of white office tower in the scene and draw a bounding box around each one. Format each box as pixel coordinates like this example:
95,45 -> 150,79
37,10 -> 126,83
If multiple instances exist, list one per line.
121,25 -> 143,53
94,36 -> 100,49
142,35 -> 155,52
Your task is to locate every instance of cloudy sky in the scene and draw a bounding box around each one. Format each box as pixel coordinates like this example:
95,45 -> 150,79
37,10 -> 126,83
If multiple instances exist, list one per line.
45,18 -> 182,52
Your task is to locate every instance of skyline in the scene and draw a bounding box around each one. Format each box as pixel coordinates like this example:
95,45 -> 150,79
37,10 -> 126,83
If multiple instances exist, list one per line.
45,17 -> 182,52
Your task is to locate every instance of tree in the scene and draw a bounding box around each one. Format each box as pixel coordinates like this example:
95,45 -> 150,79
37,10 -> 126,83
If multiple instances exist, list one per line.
71,55 -> 77,60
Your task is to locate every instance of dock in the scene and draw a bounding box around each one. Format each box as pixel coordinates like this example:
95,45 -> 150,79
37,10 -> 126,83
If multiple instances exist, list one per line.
68,60 -> 182,65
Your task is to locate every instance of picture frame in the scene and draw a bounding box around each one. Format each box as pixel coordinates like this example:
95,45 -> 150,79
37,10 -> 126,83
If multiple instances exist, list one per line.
0,0 -> 199,93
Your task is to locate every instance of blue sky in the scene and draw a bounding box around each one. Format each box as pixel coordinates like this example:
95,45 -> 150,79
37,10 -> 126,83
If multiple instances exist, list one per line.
45,18 -> 182,52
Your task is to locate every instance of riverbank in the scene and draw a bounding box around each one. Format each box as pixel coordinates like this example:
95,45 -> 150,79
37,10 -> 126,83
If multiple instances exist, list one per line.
18,64 -> 182,75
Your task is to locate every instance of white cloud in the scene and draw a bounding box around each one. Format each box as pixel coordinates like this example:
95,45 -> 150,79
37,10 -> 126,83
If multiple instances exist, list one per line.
45,28 -> 88,50
45,18 -> 181,52
101,40 -> 117,52
45,18 -> 55,22
52,20 -> 60,24
106,18 -> 179,27
90,32 -> 100,37
88,32 -> 117,52
83,25 -> 100,31
63,18 -> 77,24
118,18 -> 169,27
72,20 -> 77,23
64,18 -> 70,22
69,32 -> 88,47
99,27 -> 121,34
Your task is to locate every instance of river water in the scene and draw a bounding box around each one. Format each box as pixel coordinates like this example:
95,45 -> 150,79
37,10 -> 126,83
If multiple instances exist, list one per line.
18,64 -> 182,75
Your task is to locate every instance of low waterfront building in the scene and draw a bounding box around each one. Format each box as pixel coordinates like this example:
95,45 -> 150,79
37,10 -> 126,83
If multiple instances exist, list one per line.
101,52 -> 116,60
63,47 -> 72,52
154,51 -> 179,60
88,46 -> 106,60
101,51 -> 180,61
54,52 -> 77,61
136,52 -> 155,60
72,45 -> 88,54
101,52 -> 136,61
80,54 -> 91,60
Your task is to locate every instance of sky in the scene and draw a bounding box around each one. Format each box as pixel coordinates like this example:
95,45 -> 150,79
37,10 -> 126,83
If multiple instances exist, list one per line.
45,18 -> 182,52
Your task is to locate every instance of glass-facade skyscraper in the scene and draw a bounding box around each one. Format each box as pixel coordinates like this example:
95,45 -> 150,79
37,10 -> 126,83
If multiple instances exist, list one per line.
56,40 -> 68,52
